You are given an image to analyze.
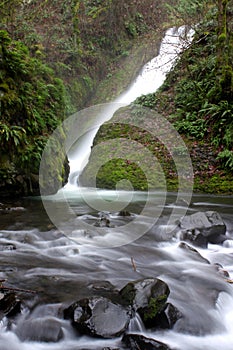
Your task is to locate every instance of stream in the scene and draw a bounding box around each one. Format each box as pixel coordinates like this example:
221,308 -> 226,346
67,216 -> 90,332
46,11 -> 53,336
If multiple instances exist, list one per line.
1,27 -> 233,350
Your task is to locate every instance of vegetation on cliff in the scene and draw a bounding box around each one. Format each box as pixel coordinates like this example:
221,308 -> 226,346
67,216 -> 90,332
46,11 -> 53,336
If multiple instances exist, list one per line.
81,0 -> 233,194
0,30 -> 68,195
0,0 -> 172,196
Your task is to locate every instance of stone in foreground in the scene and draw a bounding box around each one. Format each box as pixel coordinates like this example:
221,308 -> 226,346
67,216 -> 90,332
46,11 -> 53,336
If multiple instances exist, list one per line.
119,278 -> 171,328
122,333 -> 171,350
64,296 -> 130,338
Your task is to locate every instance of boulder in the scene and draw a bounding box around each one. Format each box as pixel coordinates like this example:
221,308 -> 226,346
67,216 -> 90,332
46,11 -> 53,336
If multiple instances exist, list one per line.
64,296 -> 130,338
119,278 -> 171,328
117,211 -> 132,217
179,211 -> 227,244
0,243 -> 16,251
119,278 -> 170,308
122,333 -> 171,350
0,292 -> 21,318
94,212 -> 111,228
147,302 -> 182,329
179,228 -> 208,248
178,242 -> 210,264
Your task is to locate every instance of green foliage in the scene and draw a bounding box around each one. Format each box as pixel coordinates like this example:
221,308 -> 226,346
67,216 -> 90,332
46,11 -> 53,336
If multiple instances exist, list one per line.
135,93 -> 158,109
0,29 -> 68,192
125,21 -> 138,38
200,100 -> 232,122
0,123 -> 26,152
218,33 -> 227,43
0,30 -> 66,131
172,111 -> 207,139
17,136 -> 47,172
217,150 -> 233,170
166,0 -> 210,26
125,12 -> 147,38
134,0 -> 233,189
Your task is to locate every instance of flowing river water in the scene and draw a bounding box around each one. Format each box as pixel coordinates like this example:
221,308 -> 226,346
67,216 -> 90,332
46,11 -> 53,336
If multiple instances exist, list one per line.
0,28 -> 233,350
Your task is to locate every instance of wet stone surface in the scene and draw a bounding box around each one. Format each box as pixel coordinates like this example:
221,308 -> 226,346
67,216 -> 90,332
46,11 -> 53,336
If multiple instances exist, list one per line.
178,211 -> 227,246
122,333 -> 171,350
64,296 -> 131,338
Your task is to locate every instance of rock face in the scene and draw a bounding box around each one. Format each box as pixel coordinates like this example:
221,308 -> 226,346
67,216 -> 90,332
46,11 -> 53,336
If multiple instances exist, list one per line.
119,278 -> 181,329
178,211 -> 227,246
122,333 -> 171,350
64,296 -> 130,338
0,156 -> 69,197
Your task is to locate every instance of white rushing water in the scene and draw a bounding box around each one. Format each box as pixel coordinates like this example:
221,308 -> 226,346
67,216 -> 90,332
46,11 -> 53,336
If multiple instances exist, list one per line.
1,194 -> 233,350
1,26 -> 233,350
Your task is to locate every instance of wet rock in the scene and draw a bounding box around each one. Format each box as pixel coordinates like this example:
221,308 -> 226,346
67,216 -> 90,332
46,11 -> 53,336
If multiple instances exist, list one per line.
214,263 -> 230,278
79,348 -> 121,350
119,278 -> 170,327
146,302 -> 182,329
0,206 -> 26,215
16,317 -> 63,342
122,333 -> 171,350
88,281 -> 119,300
94,212 -> 111,227
8,206 -> 26,212
0,292 -> 21,318
179,211 -> 227,244
64,296 -> 130,338
179,228 -> 208,248
120,278 -> 169,308
75,348 -> 121,350
178,242 -> 210,264
141,299 -> 182,330
88,281 -> 116,292
0,243 -> 16,251
117,210 -> 132,217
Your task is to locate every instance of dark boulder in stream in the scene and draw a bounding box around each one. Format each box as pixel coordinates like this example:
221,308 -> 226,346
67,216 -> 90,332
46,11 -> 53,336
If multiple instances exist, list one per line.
64,278 -> 182,339
178,211 -> 227,246
122,333 -> 171,350
64,296 -> 130,338
0,292 -> 21,319
119,277 -> 181,329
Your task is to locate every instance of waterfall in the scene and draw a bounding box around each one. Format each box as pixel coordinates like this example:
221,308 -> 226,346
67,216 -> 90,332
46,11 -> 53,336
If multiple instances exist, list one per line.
66,26 -> 194,188
128,313 -> 146,333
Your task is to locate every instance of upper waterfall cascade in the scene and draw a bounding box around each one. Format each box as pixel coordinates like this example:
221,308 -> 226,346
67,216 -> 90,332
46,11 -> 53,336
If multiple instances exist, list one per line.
66,26 -> 194,188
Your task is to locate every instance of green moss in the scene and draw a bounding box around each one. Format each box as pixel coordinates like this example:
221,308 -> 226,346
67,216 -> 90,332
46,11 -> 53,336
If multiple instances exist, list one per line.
194,174 -> 233,194
144,295 -> 168,321
218,33 -> 227,43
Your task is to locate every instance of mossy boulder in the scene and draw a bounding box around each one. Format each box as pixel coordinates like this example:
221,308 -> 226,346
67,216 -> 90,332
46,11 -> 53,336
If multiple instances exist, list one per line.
119,277 -> 182,329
